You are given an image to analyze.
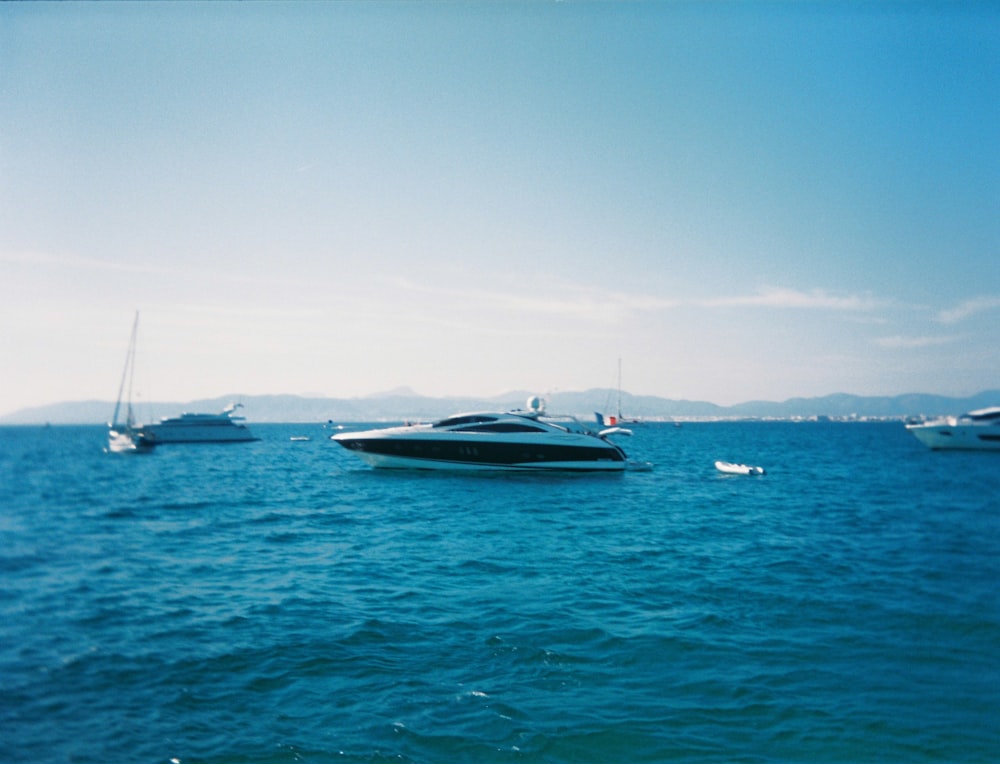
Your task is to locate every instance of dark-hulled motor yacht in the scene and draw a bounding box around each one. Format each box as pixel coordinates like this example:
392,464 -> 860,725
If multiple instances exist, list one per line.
332,397 -> 633,471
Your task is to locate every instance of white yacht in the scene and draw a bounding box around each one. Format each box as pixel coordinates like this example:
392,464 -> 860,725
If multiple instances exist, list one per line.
333,397 -> 635,471
905,407 -> 1000,451
136,403 -> 257,444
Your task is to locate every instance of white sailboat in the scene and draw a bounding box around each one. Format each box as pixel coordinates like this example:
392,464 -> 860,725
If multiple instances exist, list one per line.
596,358 -> 642,427
107,312 -> 156,454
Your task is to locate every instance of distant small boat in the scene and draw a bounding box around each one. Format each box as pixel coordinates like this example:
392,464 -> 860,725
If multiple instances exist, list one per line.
290,436 -> 311,442
715,461 -> 764,476
107,312 -> 156,454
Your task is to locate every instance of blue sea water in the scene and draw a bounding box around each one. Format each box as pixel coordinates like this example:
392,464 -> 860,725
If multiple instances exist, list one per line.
1,421 -> 999,763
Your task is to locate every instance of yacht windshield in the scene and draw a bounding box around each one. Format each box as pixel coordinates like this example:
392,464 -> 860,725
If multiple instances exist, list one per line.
452,422 -> 548,433
433,415 -> 498,428
539,415 -> 589,434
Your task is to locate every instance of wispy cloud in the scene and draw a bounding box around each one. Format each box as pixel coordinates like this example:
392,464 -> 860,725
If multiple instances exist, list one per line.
873,335 -> 958,349
936,296 -> 1000,324
0,248 -> 327,291
699,287 -> 880,311
396,281 -> 879,322
1,249 -> 174,276
168,304 -> 326,321
494,289 -> 680,318
394,279 -> 680,323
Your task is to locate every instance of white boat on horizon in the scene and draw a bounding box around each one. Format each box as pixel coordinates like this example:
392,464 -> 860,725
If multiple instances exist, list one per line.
333,396 -> 636,471
905,407 -> 1000,451
135,403 -> 258,444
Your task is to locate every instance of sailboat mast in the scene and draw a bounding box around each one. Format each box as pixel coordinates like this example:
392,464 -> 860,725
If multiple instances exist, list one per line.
126,317 -> 138,427
617,357 -> 622,420
112,312 -> 139,427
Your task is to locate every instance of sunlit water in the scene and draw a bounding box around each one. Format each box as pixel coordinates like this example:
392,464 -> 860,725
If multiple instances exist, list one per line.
2,422 -> 998,762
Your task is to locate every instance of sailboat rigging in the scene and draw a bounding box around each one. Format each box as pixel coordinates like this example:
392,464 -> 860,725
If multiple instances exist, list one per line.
107,312 -> 156,453
595,358 -> 641,427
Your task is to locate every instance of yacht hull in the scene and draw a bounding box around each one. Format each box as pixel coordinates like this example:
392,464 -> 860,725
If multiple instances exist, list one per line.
906,424 -> 1000,451
108,429 -> 156,454
138,423 -> 257,444
334,430 -> 627,471
346,451 -> 625,471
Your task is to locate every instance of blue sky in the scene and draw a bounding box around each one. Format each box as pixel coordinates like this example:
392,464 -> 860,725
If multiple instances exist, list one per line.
1,1 -> 997,415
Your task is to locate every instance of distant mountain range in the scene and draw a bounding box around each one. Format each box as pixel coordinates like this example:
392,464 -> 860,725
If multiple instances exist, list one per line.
3,388 -> 998,425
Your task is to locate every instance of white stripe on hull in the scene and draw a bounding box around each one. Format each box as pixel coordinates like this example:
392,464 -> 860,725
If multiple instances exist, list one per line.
351,452 -> 626,471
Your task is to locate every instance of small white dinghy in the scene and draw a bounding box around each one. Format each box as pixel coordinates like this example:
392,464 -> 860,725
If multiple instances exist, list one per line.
715,460 -> 765,476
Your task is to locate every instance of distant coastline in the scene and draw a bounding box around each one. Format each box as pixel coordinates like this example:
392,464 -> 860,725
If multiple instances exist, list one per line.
2,389 -> 998,425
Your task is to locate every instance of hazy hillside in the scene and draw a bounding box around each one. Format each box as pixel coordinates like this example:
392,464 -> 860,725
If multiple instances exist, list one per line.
3,389 -> 997,425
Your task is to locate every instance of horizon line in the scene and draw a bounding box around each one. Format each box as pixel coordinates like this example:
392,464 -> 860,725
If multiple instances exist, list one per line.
4,386 -> 998,421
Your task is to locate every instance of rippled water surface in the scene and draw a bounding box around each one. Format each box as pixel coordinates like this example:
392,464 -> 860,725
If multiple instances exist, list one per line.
2,422 -> 999,762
